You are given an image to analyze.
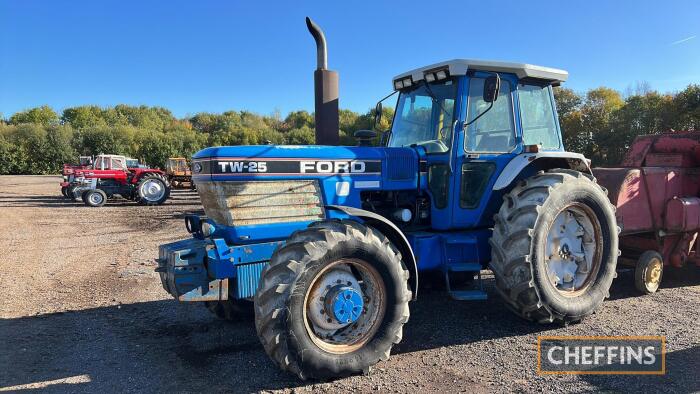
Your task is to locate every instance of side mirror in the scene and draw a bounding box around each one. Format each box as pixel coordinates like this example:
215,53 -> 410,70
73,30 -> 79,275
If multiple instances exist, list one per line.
483,75 -> 501,103
373,102 -> 383,130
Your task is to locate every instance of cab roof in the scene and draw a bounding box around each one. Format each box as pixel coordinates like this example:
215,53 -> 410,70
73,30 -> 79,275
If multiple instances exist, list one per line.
392,59 -> 568,89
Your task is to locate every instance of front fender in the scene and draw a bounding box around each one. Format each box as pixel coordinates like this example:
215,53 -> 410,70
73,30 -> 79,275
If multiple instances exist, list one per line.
327,205 -> 418,300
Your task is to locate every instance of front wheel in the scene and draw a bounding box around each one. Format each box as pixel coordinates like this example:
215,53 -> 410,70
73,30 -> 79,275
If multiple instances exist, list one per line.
490,169 -> 619,324
83,189 -> 107,207
254,220 -> 411,380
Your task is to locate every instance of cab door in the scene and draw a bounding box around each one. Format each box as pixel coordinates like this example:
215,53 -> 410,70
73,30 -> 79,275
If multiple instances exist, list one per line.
450,72 -> 521,229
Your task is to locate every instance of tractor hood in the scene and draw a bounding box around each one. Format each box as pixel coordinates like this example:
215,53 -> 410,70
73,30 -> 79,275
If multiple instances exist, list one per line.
192,145 -> 420,190
191,145 -> 421,239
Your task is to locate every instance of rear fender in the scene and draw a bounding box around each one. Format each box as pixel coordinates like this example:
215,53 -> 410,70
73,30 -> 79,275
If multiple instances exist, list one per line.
327,205 -> 418,300
493,152 -> 592,190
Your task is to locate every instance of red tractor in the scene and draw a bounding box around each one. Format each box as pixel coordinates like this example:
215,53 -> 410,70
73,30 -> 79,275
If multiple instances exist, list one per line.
594,131 -> 700,294
60,155 -> 93,197
66,154 -> 171,207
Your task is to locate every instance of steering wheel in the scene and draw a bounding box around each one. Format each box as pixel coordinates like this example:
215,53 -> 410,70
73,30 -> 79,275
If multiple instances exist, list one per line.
417,140 -> 449,154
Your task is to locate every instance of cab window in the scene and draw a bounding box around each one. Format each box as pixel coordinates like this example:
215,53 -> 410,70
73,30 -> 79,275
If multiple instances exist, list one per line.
518,84 -> 560,149
94,156 -> 107,170
465,78 -> 515,153
389,80 -> 457,154
112,157 -> 126,170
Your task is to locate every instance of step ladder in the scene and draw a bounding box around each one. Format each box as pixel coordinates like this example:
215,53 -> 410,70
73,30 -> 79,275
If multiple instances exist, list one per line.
444,262 -> 488,300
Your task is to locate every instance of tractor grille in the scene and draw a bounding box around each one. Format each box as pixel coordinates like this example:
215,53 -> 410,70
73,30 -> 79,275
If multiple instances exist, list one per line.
387,150 -> 417,180
197,180 -> 324,226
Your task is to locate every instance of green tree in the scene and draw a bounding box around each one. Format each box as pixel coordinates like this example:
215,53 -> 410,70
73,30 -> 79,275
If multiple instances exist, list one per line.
9,105 -> 59,126
284,110 -> 314,130
62,106 -> 107,129
671,84 -> 700,130
286,126 -> 315,145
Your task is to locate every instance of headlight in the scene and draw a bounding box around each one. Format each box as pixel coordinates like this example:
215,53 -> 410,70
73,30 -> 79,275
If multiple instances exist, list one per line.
202,222 -> 216,237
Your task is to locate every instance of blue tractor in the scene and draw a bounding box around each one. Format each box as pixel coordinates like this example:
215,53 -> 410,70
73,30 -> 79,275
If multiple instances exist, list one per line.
157,19 -> 618,380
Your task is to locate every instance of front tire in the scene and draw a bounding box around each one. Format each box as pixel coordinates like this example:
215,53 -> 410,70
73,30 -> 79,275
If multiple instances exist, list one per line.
254,220 -> 411,380
490,169 -> 618,324
83,189 -> 107,207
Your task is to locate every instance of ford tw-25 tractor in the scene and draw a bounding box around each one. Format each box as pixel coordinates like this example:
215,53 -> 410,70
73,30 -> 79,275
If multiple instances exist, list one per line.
156,18 -> 618,380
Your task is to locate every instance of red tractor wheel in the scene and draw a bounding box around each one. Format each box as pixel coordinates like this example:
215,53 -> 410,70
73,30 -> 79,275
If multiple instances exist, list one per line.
83,189 -> 107,207
135,173 -> 170,205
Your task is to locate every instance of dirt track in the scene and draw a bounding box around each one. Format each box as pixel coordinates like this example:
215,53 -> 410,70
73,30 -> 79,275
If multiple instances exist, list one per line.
0,175 -> 698,393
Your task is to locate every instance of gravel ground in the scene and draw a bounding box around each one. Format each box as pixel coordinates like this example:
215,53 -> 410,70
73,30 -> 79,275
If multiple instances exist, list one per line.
0,175 -> 698,393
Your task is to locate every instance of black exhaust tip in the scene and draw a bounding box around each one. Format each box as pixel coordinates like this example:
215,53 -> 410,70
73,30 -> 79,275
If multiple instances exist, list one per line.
306,17 -> 339,145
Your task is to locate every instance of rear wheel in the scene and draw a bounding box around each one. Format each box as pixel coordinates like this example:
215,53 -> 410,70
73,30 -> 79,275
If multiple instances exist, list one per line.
490,169 -> 619,324
135,174 -> 170,205
83,189 -> 107,207
634,251 -> 663,294
254,220 -> 410,380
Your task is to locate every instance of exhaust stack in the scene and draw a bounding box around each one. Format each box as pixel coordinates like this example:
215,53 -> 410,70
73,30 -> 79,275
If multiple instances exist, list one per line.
306,17 -> 339,145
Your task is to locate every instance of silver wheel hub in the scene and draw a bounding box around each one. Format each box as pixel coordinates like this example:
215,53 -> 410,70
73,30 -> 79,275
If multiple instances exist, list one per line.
89,193 -> 103,204
304,258 -> 385,351
307,267 -> 364,331
140,179 -> 165,201
545,207 -> 599,293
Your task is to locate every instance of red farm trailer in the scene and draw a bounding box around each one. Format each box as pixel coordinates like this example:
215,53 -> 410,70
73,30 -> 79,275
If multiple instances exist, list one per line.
594,131 -> 700,294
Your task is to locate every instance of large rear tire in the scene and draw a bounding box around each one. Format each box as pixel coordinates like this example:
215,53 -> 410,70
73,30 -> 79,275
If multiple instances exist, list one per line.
490,169 -> 618,324
254,220 -> 411,380
135,173 -> 170,205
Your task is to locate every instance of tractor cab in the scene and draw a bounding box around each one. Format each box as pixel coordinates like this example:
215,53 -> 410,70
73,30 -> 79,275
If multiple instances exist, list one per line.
93,154 -> 128,171
166,157 -> 190,176
388,59 -> 566,155
165,157 -> 193,188
383,59 -> 578,231
78,156 -> 93,167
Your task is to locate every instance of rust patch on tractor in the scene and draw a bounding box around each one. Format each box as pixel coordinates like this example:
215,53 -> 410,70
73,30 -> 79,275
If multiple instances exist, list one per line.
197,180 -> 324,226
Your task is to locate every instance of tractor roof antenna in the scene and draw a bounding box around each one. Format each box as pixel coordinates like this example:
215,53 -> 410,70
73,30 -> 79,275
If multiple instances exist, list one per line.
306,17 -> 339,145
